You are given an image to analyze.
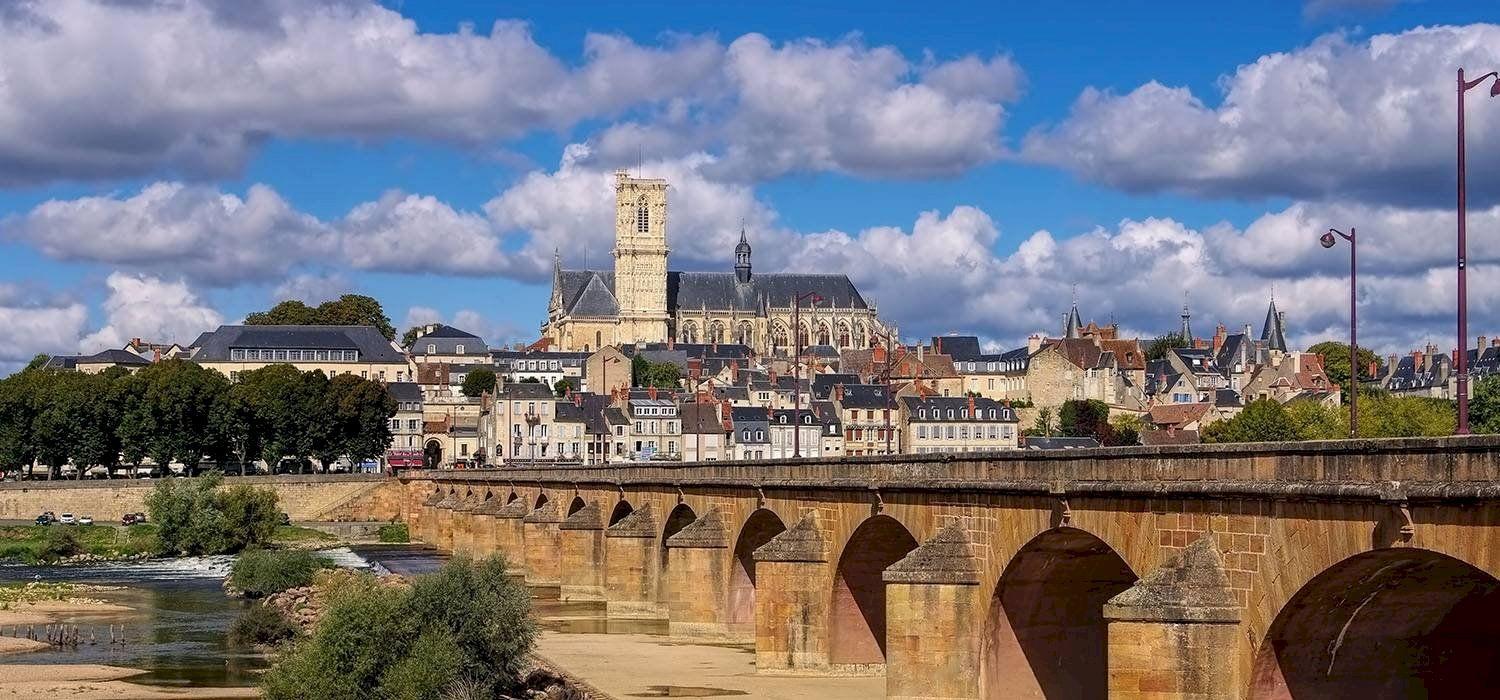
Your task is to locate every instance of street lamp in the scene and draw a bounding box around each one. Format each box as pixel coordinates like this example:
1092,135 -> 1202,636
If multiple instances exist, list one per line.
792,291 -> 825,457
1320,227 -> 1358,437
869,328 -> 899,455
1456,68 -> 1500,434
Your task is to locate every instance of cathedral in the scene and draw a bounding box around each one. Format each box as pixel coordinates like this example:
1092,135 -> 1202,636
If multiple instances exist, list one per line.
542,170 -> 887,355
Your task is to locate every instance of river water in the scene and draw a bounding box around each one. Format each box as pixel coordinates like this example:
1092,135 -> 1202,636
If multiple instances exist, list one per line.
0,546 -> 447,688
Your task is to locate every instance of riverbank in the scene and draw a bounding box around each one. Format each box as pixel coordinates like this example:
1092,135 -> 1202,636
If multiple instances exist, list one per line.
0,664 -> 259,698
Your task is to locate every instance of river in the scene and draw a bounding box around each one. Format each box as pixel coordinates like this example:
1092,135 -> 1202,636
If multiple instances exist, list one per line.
0,545 -> 450,689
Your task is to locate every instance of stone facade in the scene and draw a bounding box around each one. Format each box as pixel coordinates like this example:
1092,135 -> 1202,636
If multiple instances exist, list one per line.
0,474 -> 401,523
403,435 -> 1500,700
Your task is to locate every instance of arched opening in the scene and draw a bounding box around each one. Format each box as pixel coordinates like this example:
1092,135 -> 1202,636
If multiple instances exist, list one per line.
980,527 -> 1136,699
506,492 -> 519,504
816,322 -> 830,346
708,322 -> 725,345
660,504 -> 698,595
423,440 -> 442,470
830,515 -> 918,666
534,492 -> 550,510
728,509 -> 787,629
609,500 -> 634,526
567,496 -> 586,517
737,322 -> 753,346
1249,548 -> 1500,699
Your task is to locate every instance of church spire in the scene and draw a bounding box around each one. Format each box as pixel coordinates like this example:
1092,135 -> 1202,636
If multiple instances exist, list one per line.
1180,293 -> 1192,343
1064,286 -> 1083,339
734,223 -> 753,283
1261,296 -> 1288,353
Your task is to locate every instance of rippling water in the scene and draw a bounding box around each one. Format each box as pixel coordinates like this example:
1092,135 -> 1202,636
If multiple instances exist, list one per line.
0,546 -> 448,688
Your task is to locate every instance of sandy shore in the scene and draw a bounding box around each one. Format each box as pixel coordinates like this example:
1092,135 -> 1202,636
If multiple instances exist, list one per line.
0,664 -> 259,698
0,635 -> 47,654
0,598 -> 134,626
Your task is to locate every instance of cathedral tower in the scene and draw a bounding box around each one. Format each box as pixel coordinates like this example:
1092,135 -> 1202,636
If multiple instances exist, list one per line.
613,169 -> 670,343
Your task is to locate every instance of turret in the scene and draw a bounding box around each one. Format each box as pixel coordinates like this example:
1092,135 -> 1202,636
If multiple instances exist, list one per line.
734,226 -> 752,283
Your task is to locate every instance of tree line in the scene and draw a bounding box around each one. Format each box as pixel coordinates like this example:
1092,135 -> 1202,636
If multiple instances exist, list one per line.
0,359 -> 396,478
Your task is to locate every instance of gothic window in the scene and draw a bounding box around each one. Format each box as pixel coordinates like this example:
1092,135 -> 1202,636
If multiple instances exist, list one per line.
771,325 -> 789,354
681,321 -> 699,344
837,322 -> 851,348
636,197 -> 650,234
854,323 -> 867,348
797,323 -> 809,348
708,321 -> 725,344
816,323 -> 830,346
736,322 -> 754,346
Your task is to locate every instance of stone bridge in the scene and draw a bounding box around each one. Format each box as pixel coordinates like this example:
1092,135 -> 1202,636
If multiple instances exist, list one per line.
400,436 -> 1500,699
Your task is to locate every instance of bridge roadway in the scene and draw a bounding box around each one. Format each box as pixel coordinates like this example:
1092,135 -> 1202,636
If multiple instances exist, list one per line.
401,436 -> 1500,699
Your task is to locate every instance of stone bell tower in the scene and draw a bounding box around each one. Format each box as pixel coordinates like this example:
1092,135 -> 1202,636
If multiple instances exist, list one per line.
613,169 -> 670,344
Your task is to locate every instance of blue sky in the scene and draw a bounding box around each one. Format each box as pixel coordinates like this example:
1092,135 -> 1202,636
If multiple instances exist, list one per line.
2,0 -> 1500,371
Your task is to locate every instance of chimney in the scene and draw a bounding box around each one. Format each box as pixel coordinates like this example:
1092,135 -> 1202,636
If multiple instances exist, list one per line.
153,348 -> 162,362
721,399 -> 731,423
834,384 -> 844,402
1412,349 -> 1425,372
1212,324 -> 1227,353
731,360 -> 739,383
1388,354 -> 1398,371
967,395 -> 975,416
1367,360 -> 1378,380
769,368 -> 778,384
1480,336 -> 1488,352
130,337 -> 141,349
649,386 -> 658,401
573,393 -> 582,407
873,344 -> 887,364
668,335 -> 675,350
688,357 -> 702,380
917,343 -> 925,363
1027,334 -> 1043,355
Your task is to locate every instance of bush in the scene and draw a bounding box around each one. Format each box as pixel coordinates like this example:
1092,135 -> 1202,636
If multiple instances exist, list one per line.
37,527 -> 82,561
377,523 -> 409,543
146,472 -> 281,555
229,604 -> 298,647
230,549 -> 330,598
260,555 -> 535,700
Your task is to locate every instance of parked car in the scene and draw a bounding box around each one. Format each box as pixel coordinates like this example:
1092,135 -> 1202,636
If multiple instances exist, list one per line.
133,512 -> 147,524
121,513 -> 138,526
59,513 -> 75,524
79,516 -> 94,526
34,513 -> 52,525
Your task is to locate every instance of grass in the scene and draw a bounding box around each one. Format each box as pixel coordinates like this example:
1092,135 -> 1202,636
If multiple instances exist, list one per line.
0,524 -> 159,563
0,581 -> 81,605
377,523 -> 409,543
272,525 -> 337,544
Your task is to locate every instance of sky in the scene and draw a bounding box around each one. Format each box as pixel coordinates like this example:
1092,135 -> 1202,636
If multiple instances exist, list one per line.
3,0 -> 1500,373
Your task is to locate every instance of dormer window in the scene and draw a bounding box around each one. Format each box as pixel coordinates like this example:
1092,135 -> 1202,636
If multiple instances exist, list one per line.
456,344 -> 465,354
426,344 -> 436,354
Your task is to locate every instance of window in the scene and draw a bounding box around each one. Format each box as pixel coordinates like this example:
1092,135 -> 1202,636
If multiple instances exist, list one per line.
755,430 -> 765,441
460,443 -> 468,456
456,344 -> 465,354
426,344 -> 436,354
946,425 -> 956,440
918,425 -> 928,439
637,199 -> 650,233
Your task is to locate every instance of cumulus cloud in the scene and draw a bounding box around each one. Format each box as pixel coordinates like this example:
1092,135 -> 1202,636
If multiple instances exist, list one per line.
272,273 -> 351,305
0,1 -> 1015,185
77,273 -> 223,352
1022,24 -> 1500,206
0,284 -> 88,373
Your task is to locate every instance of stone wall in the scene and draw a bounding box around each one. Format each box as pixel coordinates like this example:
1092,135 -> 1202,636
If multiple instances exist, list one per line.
0,474 -> 402,523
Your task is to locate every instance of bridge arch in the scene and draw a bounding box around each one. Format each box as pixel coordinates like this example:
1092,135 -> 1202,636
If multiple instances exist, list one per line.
980,526 -> 1136,700
659,503 -> 698,597
829,514 -> 918,667
728,508 -> 787,631
1249,547 -> 1500,698
566,495 -> 586,517
608,499 -> 634,526
533,491 -> 550,510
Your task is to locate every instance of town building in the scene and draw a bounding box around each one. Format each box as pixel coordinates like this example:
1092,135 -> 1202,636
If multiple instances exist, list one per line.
186,325 -> 413,383
899,395 -> 1020,454
491,349 -> 588,391
542,170 -> 888,355
833,383 -> 898,455
625,388 -> 680,460
483,381 -> 557,464
408,324 -> 489,364
768,407 -> 825,459
730,406 -> 770,460
681,401 -> 731,462
385,382 -> 425,470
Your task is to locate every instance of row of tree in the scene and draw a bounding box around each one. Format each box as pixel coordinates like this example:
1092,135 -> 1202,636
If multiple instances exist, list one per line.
245,294 -> 397,342
1203,380 -> 1500,443
0,360 -> 396,478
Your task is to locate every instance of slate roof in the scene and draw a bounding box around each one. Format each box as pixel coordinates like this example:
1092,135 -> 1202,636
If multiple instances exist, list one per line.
834,383 -> 890,409
1261,299 -> 1288,352
419,324 -> 480,340
498,382 -> 556,399
189,325 -> 406,363
1021,436 -> 1100,450
1385,353 -> 1450,392
387,382 -> 423,403
557,269 -> 869,318
931,335 -> 983,362
681,403 -> 727,434
1214,389 -> 1244,408
811,373 -> 861,399
79,348 -> 150,366
900,396 -> 1019,422
1467,346 -> 1500,378
730,406 -> 770,423
41,355 -> 79,370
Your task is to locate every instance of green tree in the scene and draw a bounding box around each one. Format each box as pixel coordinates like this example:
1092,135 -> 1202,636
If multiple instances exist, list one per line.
400,326 -> 423,349
117,360 -> 232,473
323,374 -> 397,463
1110,413 -> 1144,446
630,354 -> 650,387
1359,395 -> 1455,438
1306,341 -> 1382,399
1470,375 -> 1500,434
245,295 -> 396,341
1023,407 -> 1056,437
1060,399 -> 1119,444
23,354 -> 49,372
646,361 -> 681,389
553,377 -> 574,397
235,365 -> 322,471
146,472 -> 281,555
460,368 -> 497,398
1284,400 -> 1347,440
1202,399 -> 1299,443
245,300 -> 318,326
316,294 -> 396,341
1145,333 -> 1188,362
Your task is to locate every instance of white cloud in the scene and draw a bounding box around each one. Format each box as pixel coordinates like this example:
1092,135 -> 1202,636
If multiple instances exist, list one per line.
272,273 -> 351,305
1,182 -> 332,285
1022,24 -> 1500,206
0,284 -> 88,373
0,0 -> 721,184
0,2 -> 1013,185
77,273 -> 223,353
339,191 -> 524,278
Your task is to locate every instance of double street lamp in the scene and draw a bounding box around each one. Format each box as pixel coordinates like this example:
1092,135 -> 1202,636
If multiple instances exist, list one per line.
1456,68 -> 1500,434
1320,227 -> 1358,437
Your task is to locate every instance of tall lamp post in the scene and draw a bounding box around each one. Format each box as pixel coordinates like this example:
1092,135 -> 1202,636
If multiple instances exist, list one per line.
1457,68 -> 1500,434
1320,227 -> 1358,437
869,328 -> 899,455
792,291 -> 824,457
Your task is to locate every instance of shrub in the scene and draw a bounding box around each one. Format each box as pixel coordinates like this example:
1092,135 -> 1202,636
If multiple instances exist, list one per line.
260,555 -> 535,700
230,549 -> 330,598
228,604 -> 298,647
147,472 -> 280,555
377,523 -> 409,543
37,527 -> 82,561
